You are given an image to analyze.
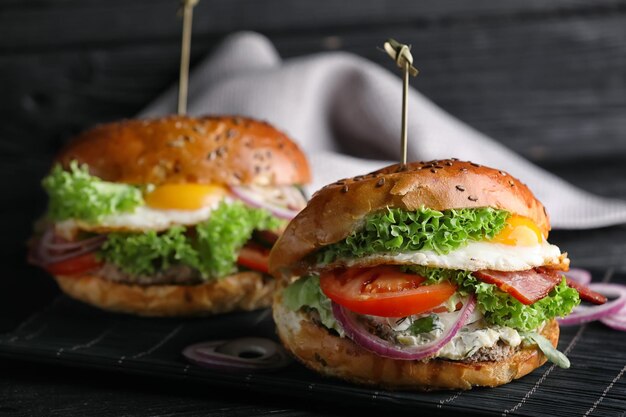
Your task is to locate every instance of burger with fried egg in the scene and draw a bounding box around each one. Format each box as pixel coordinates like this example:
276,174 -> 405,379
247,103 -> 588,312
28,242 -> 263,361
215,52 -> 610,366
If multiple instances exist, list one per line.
29,115 -> 310,316
269,160 -> 605,390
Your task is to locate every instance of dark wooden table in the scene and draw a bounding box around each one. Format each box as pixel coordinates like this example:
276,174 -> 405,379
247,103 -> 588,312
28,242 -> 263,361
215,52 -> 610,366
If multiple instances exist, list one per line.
2,1 -> 626,415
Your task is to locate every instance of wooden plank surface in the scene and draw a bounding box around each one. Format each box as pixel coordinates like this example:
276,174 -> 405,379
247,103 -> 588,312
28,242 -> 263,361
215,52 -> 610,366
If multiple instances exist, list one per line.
2,1 -> 626,164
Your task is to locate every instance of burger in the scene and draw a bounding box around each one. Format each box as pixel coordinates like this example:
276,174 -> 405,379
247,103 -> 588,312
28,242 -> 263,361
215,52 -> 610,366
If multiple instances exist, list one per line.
269,159 -> 605,390
29,115 -> 310,316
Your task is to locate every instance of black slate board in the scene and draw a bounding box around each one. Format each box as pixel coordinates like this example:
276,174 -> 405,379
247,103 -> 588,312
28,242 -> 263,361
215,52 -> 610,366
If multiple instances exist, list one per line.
1,269 -> 625,417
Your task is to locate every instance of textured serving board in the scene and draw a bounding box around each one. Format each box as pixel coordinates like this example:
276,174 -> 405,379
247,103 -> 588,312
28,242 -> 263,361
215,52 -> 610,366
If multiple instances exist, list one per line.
0,269 -> 624,417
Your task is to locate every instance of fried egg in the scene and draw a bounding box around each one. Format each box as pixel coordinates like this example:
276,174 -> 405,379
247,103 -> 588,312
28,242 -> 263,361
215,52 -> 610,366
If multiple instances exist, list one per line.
55,198 -> 229,239
325,215 -> 569,272
340,240 -> 567,272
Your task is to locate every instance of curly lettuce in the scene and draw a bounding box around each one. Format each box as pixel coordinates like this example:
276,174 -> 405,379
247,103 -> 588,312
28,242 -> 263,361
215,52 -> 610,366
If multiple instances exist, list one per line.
317,207 -> 509,264
408,266 -> 580,332
42,161 -> 143,222
282,275 -> 343,335
99,226 -> 199,276
99,201 -> 283,279
194,201 -> 283,278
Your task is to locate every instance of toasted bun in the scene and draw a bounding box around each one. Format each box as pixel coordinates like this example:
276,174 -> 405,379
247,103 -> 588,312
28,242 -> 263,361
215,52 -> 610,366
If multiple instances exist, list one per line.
54,272 -> 274,317
270,160 -> 549,278
55,115 -> 310,186
273,296 -> 559,390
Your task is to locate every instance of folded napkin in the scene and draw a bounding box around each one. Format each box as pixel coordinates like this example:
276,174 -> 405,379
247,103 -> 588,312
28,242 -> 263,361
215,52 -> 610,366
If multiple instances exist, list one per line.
141,32 -> 626,229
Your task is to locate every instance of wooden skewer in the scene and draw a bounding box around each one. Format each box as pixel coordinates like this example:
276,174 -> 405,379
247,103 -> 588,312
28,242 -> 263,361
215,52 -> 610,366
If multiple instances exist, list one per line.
382,39 -> 419,168
177,0 -> 200,115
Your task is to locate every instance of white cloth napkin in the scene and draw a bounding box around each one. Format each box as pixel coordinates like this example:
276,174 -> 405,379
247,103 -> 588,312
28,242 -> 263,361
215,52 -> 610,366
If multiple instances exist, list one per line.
141,32 -> 626,229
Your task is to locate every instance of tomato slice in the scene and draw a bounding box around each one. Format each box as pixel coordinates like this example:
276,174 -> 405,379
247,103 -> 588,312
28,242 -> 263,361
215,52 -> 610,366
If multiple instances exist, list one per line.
45,252 -> 102,276
319,266 -> 456,317
237,243 -> 270,274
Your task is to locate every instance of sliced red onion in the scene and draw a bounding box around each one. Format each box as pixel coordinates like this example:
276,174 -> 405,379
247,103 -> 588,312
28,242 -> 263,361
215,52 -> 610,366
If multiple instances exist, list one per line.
331,295 -> 476,361
558,283 -> 626,326
182,337 -> 292,372
230,185 -> 303,220
563,268 -> 592,286
601,303 -> 626,331
34,228 -> 105,266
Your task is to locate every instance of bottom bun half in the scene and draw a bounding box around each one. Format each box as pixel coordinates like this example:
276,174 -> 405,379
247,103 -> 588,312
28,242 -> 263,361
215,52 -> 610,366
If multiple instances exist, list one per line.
273,295 -> 559,391
55,272 -> 275,317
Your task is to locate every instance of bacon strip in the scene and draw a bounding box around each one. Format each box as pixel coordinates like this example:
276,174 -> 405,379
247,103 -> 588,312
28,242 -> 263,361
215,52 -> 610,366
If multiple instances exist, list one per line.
474,268 -> 562,305
474,268 -> 607,305
565,278 -> 607,305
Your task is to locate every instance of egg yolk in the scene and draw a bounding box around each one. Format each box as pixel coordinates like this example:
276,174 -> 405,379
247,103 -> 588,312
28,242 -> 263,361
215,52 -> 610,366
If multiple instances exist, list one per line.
145,184 -> 226,210
491,215 -> 544,246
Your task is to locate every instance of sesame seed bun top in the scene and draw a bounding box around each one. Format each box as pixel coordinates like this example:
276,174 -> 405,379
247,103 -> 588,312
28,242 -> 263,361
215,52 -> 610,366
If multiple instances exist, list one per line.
54,115 -> 311,187
269,159 -> 550,279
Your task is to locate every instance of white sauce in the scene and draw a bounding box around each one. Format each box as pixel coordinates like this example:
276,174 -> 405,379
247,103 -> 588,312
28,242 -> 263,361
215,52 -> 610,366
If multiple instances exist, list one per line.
368,312 -> 522,360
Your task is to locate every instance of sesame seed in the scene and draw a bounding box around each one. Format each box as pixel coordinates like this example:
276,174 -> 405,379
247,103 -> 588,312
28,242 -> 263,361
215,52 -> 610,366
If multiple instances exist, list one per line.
341,185 -> 349,193
434,165 -> 444,169
468,195 -> 478,201
430,168 -> 437,173
470,162 -> 480,167
509,180 -> 515,187
226,129 -> 237,139
376,178 -> 385,187
460,168 -> 468,172
456,185 -> 465,192
445,161 -> 453,166
499,170 -> 506,176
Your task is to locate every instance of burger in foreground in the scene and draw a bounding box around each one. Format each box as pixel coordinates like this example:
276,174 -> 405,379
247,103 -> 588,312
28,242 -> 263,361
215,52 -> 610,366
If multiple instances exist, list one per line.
269,160 -> 605,390
30,115 -> 310,316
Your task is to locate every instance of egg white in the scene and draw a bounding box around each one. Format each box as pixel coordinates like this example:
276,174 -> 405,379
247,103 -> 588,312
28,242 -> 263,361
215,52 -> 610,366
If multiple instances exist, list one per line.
336,240 -> 566,272
55,198 -> 231,239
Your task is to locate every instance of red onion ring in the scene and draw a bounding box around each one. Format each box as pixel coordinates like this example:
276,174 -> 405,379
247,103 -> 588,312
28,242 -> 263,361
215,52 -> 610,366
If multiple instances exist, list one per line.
230,186 -> 301,220
601,303 -> 626,331
331,295 -> 476,361
563,268 -> 592,286
34,229 -> 106,266
182,337 -> 292,372
558,283 -> 626,326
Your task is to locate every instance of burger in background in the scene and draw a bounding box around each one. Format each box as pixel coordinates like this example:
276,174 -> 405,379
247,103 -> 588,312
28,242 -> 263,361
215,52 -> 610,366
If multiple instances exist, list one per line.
29,115 -> 310,316
270,159 -> 605,390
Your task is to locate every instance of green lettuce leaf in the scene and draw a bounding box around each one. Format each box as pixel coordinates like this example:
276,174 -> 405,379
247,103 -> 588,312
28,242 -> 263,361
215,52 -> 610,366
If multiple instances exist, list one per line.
42,161 -> 143,222
98,201 -> 282,279
99,226 -> 199,276
282,275 -> 343,336
317,207 -> 509,264
408,266 -> 580,332
522,332 -> 570,368
194,201 -> 282,278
